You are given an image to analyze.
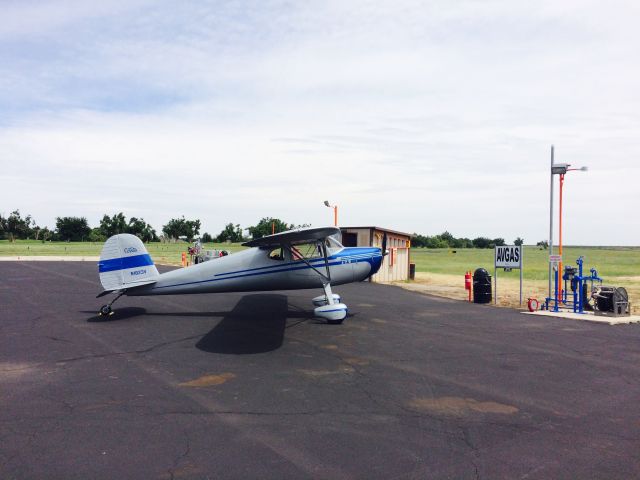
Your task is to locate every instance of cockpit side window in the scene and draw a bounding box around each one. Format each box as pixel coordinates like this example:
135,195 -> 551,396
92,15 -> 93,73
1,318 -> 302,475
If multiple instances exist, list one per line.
290,242 -> 321,261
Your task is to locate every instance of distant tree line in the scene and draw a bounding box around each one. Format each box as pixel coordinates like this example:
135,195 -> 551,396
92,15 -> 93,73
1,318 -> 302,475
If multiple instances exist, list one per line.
411,231 -> 527,249
0,210 -> 55,242
203,218 -> 309,243
0,210 -> 160,243
0,211 -> 307,244
1,209 -> 540,248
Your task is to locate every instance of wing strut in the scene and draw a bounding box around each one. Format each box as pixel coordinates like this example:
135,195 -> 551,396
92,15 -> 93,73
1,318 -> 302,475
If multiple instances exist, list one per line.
282,240 -> 337,306
319,240 -> 336,305
282,241 -> 330,284
320,241 -> 332,283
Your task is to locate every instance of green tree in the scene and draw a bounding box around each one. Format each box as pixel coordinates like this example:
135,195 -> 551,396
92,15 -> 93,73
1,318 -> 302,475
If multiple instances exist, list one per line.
411,233 -> 428,248
39,227 -> 53,242
492,238 -> 506,247
215,223 -> 244,243
127,217 -> 158,242
99,212 -> 127,237
31,225 -> 41,240
412,232 -> 475,249
425,236 -> 449,248
27,218 -> 51,241
98,213 -> 157,242
88,227 -> 106,242
201,232 -> 213,243
472,237 -> 492,249
0,214 -> 7,241
514,237 -> 524,246
1,210 -> 33,242
162,216 -> 201,242
439,231 -> 455,247
457,237 -> 473,248
246,218 -> 296,240
56,217 -> 91,241
537,240 -> 549,250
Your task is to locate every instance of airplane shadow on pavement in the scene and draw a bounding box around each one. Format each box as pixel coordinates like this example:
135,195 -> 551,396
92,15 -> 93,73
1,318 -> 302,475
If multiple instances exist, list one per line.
196,294 -> 294,355
84,294 -> 313,354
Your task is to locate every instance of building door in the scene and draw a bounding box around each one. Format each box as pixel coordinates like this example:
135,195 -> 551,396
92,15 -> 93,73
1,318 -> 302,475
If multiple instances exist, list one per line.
342,232 -> 358,247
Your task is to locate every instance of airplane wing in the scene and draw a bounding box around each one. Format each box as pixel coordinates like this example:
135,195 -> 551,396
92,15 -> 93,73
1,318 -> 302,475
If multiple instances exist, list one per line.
242,226 -> 340,247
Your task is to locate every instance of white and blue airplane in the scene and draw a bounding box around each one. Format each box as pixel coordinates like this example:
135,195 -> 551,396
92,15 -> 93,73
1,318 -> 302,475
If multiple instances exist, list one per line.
97,226 -> 386,323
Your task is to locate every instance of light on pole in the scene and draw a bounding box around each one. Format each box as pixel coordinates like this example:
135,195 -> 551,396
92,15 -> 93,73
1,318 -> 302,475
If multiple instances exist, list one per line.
324,200 -> 338,226
548,146 -> 588,303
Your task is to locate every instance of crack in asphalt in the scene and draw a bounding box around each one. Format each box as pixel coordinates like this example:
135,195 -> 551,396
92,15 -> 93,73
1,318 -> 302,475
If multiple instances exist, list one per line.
44,335 -> 73,343
167,429 -> 191,480
0,333 -> 209,373
54,333 -> 206,364
459,426 -> 481,480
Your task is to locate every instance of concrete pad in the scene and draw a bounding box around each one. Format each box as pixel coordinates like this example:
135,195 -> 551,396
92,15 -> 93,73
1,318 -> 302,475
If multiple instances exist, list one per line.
523,308 -> 640,325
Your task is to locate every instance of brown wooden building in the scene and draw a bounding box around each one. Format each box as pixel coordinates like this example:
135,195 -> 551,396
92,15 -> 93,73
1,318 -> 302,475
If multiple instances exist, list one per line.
340,226 -> 411,283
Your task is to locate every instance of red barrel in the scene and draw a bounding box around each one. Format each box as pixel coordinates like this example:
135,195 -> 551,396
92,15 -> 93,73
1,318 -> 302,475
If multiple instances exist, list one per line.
464,271 -> 472,290
465,271 -> 472,302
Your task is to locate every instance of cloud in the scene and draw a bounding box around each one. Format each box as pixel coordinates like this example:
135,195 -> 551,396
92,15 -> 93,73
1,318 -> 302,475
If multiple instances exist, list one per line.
0,0 -> 639,244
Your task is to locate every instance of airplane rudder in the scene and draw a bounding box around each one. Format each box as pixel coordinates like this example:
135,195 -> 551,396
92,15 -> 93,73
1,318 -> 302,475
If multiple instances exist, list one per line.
99,234 -> 159,290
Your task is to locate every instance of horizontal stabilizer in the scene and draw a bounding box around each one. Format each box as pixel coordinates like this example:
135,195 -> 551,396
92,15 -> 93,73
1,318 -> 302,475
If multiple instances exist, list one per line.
98,234 -> 159,291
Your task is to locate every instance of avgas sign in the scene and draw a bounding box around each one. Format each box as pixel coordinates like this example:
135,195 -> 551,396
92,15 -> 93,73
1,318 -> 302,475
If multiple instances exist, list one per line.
494,245 -> 522,269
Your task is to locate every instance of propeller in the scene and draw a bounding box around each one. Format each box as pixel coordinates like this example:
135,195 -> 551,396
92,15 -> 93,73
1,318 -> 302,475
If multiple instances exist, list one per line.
365,232 -> 389,281
381,233 -> 388,256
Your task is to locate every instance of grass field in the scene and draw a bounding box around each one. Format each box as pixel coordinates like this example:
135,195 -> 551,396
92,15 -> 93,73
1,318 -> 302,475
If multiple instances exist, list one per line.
409,246 -> 640,313
2,241 -> 638,313
410,246 -> 640,279
0,240 -> 246,265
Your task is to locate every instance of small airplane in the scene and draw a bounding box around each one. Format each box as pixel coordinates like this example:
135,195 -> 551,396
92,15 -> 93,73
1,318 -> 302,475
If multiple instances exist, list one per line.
97,226 -> 386,323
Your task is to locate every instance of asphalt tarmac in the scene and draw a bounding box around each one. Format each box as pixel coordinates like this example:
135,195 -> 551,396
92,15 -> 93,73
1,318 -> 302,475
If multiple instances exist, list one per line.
2,261 -> 640,479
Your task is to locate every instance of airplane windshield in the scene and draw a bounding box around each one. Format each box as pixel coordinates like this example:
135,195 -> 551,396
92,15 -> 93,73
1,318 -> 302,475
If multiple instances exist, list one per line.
289,236 -> 343,261
327,235 -> 343,249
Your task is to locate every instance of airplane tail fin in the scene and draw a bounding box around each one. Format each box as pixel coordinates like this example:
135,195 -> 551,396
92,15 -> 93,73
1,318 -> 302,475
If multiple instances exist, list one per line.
98,234 -> 160,291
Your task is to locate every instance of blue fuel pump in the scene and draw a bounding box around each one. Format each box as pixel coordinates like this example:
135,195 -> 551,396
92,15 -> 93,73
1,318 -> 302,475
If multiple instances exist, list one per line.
544,256 -> 602,313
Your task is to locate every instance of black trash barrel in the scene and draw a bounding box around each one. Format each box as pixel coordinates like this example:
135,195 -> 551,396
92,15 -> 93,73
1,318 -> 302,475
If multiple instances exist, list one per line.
473,268 -> 492,304
409,263 -> 416,280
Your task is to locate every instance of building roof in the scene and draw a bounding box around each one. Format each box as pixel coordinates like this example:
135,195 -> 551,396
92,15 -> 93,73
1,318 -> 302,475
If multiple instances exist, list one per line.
340,226 -> 412,237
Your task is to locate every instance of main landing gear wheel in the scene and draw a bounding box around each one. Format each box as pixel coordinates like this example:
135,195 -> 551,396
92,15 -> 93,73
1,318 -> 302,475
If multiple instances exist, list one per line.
312,294 -> 341,307
314,303 -> 348,324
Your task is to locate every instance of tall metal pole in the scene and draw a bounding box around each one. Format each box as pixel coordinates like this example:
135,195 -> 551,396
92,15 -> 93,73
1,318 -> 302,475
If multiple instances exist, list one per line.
558,173 -> 565,302
548,145 -> 554,299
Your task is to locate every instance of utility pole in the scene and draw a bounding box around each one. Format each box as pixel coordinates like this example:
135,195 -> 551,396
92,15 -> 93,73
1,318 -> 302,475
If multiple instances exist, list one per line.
548,145 -> 554,299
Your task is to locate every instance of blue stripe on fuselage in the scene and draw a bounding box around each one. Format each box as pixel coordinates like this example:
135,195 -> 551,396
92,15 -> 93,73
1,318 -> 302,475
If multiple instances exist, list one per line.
99,254 -> 154,273
213,247 -> 380,278
152,247 -> 382,290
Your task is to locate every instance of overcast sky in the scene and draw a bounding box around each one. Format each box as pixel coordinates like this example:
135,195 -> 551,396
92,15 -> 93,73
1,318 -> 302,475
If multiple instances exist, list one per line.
1,0 -> 638,245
